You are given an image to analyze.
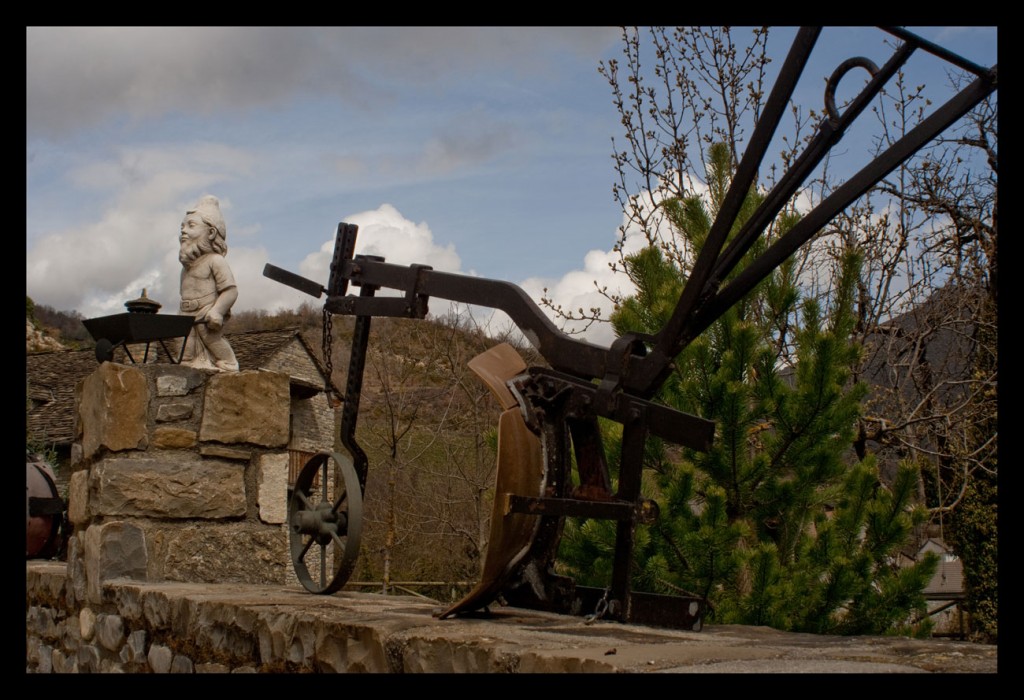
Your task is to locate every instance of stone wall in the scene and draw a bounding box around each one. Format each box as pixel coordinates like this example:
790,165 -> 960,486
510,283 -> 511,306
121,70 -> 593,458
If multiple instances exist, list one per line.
67,362 -> 294,603
26,360 -> 354,672
25,562 -> 398,673
25,560 -> 999,674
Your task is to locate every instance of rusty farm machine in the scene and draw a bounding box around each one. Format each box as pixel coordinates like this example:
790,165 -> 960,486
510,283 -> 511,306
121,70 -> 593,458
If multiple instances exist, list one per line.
264,27 -> 997,630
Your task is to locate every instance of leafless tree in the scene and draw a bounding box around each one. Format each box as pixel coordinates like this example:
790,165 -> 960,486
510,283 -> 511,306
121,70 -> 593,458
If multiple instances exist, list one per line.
355,310 -> 533,597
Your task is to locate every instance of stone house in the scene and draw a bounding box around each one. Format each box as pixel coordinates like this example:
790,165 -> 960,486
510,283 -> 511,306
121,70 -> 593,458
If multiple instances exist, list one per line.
26,327 -> 342,490
918,537 -> 967,638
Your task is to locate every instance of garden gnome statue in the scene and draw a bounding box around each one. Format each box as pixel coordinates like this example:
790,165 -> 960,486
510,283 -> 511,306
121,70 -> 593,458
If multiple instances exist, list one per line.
178,194 -> 239,371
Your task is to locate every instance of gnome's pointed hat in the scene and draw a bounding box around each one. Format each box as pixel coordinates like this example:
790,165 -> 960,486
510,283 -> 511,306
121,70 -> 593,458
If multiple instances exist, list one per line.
188,195 -> 226,240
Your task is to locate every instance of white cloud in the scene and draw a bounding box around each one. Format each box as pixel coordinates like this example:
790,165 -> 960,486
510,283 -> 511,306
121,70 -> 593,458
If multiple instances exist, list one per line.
298,203 -> 461,282
516,181 -> 701,347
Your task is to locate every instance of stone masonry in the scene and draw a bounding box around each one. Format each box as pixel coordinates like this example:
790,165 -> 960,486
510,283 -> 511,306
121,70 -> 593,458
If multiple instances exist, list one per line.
26,560 -> 998,673
68,362 -> 292,604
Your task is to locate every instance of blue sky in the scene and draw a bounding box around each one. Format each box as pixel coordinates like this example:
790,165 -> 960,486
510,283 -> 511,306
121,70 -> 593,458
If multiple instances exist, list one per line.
26,27 -> 997,347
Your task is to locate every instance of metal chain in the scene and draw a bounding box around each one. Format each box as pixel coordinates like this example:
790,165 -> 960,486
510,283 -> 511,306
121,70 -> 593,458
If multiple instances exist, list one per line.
322,306 -> 334,396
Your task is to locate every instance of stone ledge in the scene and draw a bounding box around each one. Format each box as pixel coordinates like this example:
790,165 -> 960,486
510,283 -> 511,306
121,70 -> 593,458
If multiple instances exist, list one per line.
26,561 -> 997,674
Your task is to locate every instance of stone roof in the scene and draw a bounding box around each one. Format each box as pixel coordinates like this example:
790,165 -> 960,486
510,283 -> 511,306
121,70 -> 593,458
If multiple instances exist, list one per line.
915,538 -> 964,598
26,327 -> 336,449
924,558 -> 965,598
26,347 -> 100,448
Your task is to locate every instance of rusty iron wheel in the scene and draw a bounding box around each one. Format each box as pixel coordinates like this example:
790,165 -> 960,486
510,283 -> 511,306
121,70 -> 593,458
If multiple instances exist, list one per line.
288,451 -> 363,594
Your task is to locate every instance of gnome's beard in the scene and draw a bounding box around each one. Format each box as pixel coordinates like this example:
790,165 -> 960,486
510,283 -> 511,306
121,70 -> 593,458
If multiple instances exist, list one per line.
179,237 -> 211,265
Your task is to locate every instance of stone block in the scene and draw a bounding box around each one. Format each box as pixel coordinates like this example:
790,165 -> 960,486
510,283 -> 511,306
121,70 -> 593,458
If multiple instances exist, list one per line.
67,470 -> 90,526
120,629 -> 147,664
257,453 -> 289,524
52,648 -> 76,673
77,644 -> 101,673
83,521 -> 147,604
200,370 -> 290,447
96,613 -> 126,652
170,654 -> 195,673
91,456 -> 245,519
79,607 -> 96,641
99,658 -> 126,672
155,374 -> 192,397
148,643 -> 173,673
70,442 -> 83,468
67,534 -> 88,605
27,606 -> 58,641
199,445 -> 251,460
152,428 -> 198,449
36,645 -> 53,674
147,522 -> 288,585
79,363 -> 149,458
156,401 -> 194,422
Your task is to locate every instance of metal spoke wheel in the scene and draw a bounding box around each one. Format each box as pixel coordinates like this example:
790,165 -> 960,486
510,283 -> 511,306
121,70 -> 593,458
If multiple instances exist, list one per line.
288,451 -> 363,594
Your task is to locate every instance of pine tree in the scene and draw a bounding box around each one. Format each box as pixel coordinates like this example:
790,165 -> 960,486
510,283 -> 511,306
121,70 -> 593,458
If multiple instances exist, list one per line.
557,143 -> 936,635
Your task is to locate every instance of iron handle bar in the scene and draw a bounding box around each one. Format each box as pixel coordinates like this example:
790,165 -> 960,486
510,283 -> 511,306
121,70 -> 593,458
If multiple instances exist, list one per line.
502,494 -> 649,522
665,63 -> 999,378
657,27 -> 822,369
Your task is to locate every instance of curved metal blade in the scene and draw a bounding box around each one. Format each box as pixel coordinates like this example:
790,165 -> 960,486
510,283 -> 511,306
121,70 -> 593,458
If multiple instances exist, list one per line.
440,344 -> 543,618
466,342 -> 527,410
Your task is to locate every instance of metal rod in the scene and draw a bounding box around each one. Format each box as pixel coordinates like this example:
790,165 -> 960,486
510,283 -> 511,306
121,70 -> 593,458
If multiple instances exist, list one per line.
348,259 -> 613,381
881,26 -> 990,77
610,410 -> 648,622
652,27 -> 822,369
706,41 -> 916,294
691,66 -> 996,334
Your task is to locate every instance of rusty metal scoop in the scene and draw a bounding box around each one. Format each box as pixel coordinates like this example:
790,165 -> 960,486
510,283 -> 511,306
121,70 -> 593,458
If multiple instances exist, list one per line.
439,343 -> 544,618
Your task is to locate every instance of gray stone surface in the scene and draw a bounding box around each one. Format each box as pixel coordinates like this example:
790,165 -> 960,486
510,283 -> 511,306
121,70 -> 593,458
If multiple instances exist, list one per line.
156,401 -> 194,422
120,629 -> 147,664
96,613 -> 126,651
170,654 -> 195,673
77,644 -> 101,673
67,470 -> 90,525
36,646 -> 53,674
82,521 -> 148,603
145,522 -> 288,585
148,643 -> 173,673
79,607 -> 96,641
25,561 -> 1001,674
52,649 -> 75,673
156,373 -> 191,397
199,444 -> 251,460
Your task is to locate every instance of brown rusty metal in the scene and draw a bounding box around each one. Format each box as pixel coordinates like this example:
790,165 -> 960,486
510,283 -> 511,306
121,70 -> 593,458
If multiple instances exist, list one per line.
26,458 -> 64,559
439,343 -> 542,618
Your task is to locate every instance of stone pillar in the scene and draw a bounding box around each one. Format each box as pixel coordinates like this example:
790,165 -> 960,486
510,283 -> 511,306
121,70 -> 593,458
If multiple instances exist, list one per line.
68,362 -> 293,604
